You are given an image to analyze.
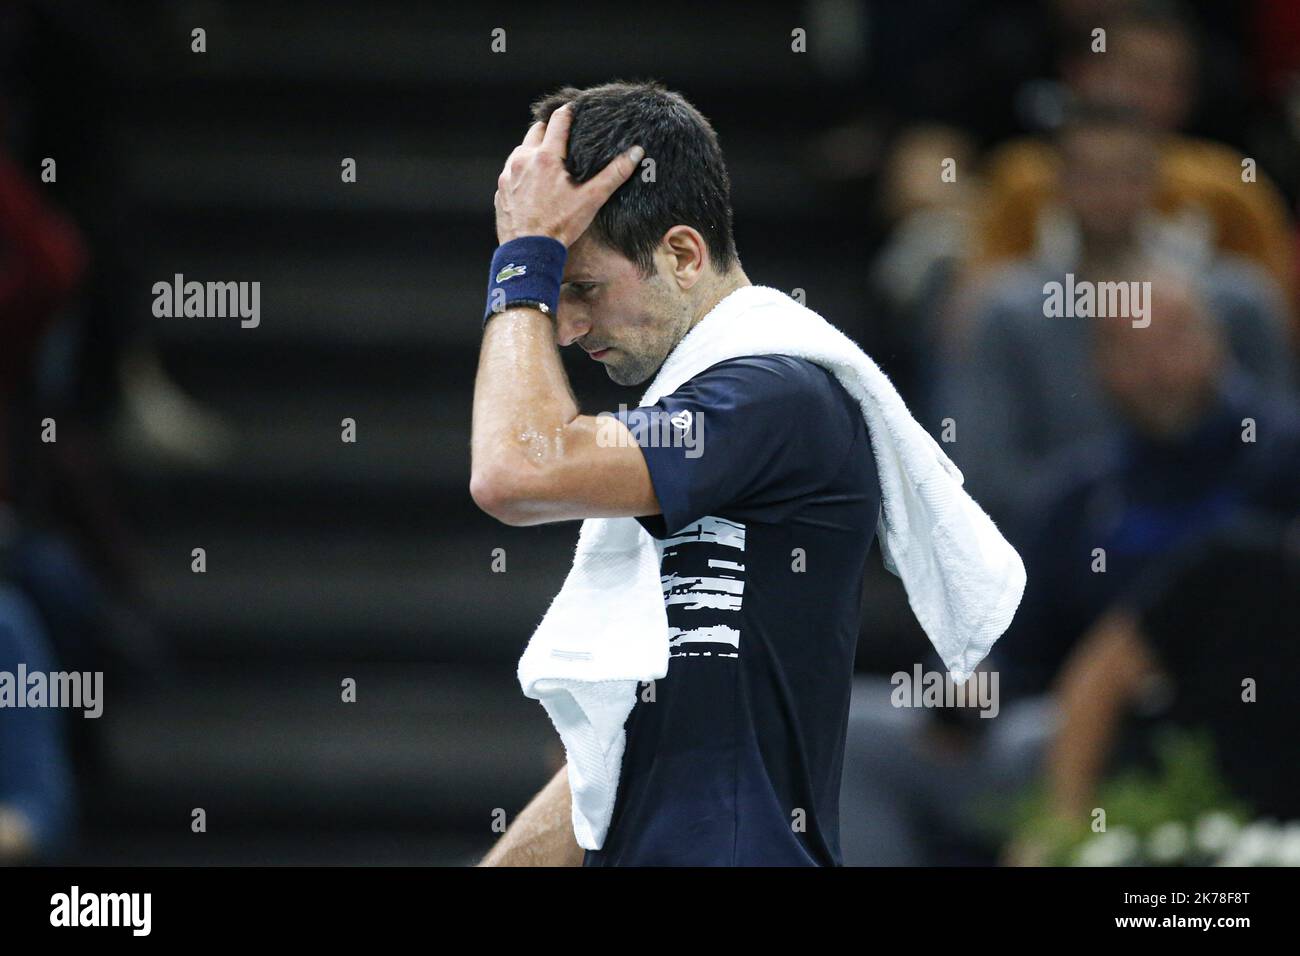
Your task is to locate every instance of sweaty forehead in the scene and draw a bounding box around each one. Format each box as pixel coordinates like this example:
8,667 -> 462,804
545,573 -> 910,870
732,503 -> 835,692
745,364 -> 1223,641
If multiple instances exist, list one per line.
565,234 -> 634,279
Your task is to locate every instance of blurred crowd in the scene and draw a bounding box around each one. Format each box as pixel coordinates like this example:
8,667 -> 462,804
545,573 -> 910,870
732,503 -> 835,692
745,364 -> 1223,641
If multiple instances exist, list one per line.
836,0 -> 1300,865
0,4 -> 212,864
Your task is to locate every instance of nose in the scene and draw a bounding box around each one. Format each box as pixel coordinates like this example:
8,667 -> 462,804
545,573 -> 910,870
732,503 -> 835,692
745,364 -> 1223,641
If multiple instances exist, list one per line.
554,307 -> 592,348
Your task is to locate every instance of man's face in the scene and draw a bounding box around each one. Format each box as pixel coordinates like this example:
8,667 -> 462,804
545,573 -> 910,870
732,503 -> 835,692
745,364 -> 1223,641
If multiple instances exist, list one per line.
1071,27 -> 1195,133
1092,285 -> 1222,439
1110,27 -> 1195,133
1061,125 -> 1157,244
555,231 -> 694,386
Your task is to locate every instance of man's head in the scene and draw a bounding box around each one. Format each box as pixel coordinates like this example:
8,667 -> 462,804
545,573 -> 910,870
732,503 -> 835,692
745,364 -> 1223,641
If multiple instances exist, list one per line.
1091,266 -> 1225,440
1058,102 -> 1159,247
529,80 -> 743,385
1061,2 -> 1199,133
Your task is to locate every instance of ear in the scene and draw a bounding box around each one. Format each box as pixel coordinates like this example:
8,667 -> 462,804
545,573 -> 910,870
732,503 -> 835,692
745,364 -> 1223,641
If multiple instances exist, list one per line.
660,225 -> 708,290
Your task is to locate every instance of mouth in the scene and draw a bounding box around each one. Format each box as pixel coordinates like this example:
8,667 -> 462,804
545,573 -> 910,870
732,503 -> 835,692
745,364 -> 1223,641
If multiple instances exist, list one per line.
586,347 -> 611,360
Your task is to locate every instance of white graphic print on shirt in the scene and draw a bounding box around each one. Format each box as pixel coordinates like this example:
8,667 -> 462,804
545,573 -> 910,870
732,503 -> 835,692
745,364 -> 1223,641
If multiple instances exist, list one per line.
658,515 -> 746,659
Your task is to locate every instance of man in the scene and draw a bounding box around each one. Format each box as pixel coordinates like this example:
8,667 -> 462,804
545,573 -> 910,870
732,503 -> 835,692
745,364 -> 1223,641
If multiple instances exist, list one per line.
937,104 -> 1292,533
470,81 -> 883,867
992,269 -> 1299,701
839,266 -> 1299,866
975,3 -> 1296,310
1027,511 -> 1300,858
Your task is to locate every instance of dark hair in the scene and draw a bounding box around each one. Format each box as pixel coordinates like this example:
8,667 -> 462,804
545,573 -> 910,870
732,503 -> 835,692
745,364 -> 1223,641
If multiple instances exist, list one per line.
530,79 -> 738,277
1114,0 -> 1197,52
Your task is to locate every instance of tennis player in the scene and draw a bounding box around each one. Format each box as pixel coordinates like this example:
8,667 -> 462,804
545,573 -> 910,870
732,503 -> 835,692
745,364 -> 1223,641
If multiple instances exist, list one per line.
472,81 -> 881,866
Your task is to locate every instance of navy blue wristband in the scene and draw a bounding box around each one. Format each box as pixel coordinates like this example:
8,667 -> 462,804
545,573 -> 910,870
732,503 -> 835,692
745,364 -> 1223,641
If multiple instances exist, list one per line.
484,236 -> 567,327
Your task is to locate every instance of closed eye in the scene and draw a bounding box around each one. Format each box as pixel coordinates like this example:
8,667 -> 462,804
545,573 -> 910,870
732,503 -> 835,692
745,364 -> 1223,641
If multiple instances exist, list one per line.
562,282 -> 599,300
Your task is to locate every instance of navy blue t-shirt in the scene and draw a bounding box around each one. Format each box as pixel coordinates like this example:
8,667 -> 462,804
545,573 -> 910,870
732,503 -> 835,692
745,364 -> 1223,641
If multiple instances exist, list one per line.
583,354 -> 881,866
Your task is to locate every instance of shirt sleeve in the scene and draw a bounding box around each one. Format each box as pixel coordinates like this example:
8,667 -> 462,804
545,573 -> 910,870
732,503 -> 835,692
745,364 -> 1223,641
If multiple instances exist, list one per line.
610,355 -> 856,537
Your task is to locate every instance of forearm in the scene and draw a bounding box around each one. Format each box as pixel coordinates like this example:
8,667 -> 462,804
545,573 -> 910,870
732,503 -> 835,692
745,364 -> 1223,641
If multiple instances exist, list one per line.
471,106 -> 641,517
471,309 -> 580,481
1045,612 -> 1149,819
478,764 -> 585,867
1046,678 -> 1124,821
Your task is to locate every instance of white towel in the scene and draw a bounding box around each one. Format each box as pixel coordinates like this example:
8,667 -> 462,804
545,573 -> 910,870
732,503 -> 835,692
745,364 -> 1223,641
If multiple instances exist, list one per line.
517,284 -> 1026,850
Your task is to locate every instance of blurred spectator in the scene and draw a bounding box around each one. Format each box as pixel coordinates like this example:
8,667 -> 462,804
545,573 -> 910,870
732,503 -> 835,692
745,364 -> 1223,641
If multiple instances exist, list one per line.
0,147 -> 87,863
840,268 -> 1299,865
1,146 -> 159,676
0,151 -> 85,503
0,578 -> 77,863
812,0 -> 1139,179
864,124 -> 982,409
990,272 -> 1300,698
2,139 -> 182,863
974,2 -> 1298,332
935,106 -> 1292,530
1012,510 -> 1300,865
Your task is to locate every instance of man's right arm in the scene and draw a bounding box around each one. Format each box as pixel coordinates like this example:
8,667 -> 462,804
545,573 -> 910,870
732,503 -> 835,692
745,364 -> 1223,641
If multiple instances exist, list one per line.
1045,611 -> 1157,818
477,764 -> 585,867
